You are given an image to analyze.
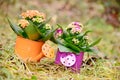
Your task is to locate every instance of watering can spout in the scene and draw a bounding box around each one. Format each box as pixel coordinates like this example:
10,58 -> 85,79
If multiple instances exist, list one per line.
31,52 -> 45,62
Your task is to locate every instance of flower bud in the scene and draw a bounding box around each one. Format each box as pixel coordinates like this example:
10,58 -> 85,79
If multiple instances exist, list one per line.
54,28 -> 63,38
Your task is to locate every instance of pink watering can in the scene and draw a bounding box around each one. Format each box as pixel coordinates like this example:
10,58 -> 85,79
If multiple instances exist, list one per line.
55,49 -> 84,72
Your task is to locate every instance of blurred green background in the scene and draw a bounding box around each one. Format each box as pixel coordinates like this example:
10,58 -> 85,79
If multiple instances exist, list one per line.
0,0 -> 120,80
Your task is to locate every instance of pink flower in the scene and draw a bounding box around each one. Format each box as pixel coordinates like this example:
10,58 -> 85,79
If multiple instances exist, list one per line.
67,22 -> 83,34
55,28 -> 63,38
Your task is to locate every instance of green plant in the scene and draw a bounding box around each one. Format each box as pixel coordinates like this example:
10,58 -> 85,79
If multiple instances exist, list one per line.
53,22 -> 101,54
7,10 -> 54,41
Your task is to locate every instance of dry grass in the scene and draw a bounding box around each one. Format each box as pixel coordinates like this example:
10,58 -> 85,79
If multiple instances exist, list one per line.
0,0 -> 120,80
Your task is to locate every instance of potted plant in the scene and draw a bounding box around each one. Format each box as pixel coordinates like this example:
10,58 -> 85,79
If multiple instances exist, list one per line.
8,10 -> 56,62
53,22 -> 101,72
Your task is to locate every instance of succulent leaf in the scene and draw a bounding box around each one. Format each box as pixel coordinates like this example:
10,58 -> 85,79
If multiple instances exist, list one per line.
24,21 -> 41,40
42,27 -> 56,41
7,18 -> 28,38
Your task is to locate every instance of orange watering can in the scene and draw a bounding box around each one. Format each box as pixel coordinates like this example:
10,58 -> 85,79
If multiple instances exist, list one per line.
15,36 -> 56,62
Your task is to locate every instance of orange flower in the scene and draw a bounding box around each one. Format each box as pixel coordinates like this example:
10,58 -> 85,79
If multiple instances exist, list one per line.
21,10 -> 46,19
18,19 -> 29,28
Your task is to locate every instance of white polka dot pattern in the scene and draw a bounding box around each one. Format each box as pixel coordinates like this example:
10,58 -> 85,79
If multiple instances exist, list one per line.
60,54 -> 76,67
42,43 -> 54,58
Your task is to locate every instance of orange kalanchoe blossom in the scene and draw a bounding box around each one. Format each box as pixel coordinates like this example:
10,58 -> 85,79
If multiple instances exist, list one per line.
21,10 -> 46,19
18,19 -> 29,28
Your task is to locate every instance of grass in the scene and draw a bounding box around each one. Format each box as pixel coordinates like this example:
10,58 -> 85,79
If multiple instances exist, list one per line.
0,0 -> 120,80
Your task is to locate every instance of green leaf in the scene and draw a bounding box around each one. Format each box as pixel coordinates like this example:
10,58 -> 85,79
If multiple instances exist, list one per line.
55,39 -> 79,53
24,21 -> 41,40
34,26 -> 44,37
58,44 -> 80,54
83,30 -> 92,36
33,18 -> 51,38
42,27 -> 57,41
88,38 -> 101,47
55,38 -> 65,45
65,42 -> 81,54
57,24 -> 63,29
7,18 -> 28,38
77,30 -> 92,39
58,44 -> 74,52
53,29 -> 81,53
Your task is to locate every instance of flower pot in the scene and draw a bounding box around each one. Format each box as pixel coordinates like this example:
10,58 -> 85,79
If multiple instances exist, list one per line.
15,36 -> 45,62
15,36 -> 56,62
55,49 -> 84,72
